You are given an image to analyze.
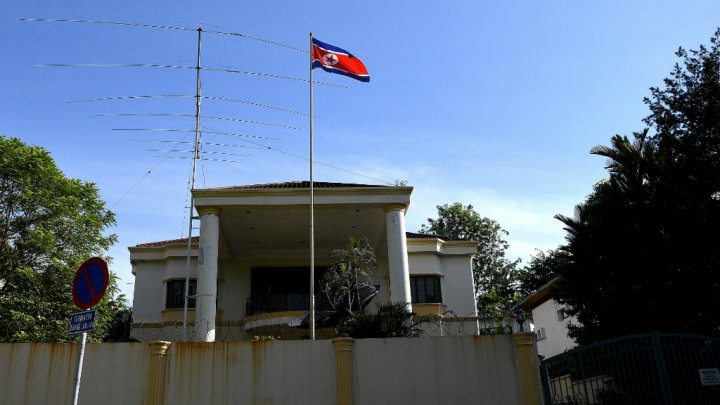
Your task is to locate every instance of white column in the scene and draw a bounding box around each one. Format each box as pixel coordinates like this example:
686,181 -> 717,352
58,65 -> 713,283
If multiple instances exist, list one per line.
384,204 -> 412,311
196,206 -> 221,342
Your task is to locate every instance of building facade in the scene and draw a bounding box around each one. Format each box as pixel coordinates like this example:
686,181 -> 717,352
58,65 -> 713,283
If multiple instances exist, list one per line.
516,277 -> 577,359
129,181 -> 478,341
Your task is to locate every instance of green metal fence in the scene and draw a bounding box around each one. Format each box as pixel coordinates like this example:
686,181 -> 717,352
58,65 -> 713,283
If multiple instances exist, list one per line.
539,332 -> 720,404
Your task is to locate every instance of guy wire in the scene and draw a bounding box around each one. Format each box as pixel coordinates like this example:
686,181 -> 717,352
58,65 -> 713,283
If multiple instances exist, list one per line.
113,128 -> 280,141
39,64 -> 349,88
202,125 -> 394,186
96,113 -> 300,131
69,94 -> 312,117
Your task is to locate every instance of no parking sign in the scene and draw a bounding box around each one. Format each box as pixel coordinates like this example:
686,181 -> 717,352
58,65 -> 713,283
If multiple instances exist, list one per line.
72,257 -> 109,310
69,257 -> 110,405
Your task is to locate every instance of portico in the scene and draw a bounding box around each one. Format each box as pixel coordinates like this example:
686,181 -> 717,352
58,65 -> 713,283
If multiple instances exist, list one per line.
191,181 -> 413,341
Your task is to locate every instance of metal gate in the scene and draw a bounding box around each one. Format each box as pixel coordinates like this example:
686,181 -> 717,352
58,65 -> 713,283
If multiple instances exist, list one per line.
539,332 -> 720,404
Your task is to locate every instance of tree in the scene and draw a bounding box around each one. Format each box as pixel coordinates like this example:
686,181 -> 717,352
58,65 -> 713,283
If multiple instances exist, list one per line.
0,136 -> 126,342
322,236 -> 379,315
322,236 -> 423,338
517,248 -> 569,297
420,203 -> 520,323
554,29 -> 720,344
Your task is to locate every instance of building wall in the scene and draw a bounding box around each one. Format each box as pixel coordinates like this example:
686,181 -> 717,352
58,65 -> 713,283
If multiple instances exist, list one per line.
438,255 -> 477,316
0,335 -> 536,405
407,252 -> 477,316
132,260 -> 168,322
131,240 -> 476,341
217,258 -> 249,320
532,298 -> 577,358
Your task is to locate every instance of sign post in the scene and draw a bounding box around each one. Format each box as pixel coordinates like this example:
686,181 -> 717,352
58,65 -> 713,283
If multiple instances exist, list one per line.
70,257 -> 109,405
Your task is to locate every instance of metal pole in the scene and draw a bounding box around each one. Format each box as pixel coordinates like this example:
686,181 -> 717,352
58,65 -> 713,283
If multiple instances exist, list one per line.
309,32 -> 316,340
183,25 -> 203,341
71,332 -> 87,405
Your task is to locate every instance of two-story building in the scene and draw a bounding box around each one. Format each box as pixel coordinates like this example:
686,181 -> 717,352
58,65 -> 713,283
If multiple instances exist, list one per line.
129,181 -> 479,341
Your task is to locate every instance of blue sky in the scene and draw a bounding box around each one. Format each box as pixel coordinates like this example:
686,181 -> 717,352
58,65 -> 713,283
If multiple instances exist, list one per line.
3,1 -> 719,303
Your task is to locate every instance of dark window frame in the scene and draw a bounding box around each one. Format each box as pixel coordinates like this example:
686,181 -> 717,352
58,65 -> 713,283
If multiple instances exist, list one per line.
166,279 -> 197,309
410,275 -> 443,304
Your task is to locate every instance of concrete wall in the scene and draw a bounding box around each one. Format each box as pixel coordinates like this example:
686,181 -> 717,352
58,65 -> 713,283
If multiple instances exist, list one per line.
0,343 -> 149,405
165,340 -> 336,404
353,336 -> 522,404
0,335 -> 541,405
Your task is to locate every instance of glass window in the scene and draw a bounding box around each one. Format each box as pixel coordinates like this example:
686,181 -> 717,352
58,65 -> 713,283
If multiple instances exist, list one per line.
166,279 -> 197,309
410,276 -> 442,304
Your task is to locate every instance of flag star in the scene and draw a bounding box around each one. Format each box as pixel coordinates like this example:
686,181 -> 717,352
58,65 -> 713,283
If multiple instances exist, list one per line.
323,54 -> 339,66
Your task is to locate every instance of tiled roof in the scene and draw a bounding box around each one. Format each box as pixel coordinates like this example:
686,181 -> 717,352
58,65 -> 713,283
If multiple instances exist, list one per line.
406,232 -> 441,239
134,236 -> 199,248
515,277 -> 562,312
205,181 -> 389,190
137,233 -> 458,247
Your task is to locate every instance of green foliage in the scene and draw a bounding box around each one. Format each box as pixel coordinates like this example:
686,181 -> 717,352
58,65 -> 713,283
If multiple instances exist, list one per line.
336,302 -> 423,338
420,203 -> 520,323
517,248 -> 569,296
322,236 -> 378,314
0,136 -> 126,342
555,29 -> 720,344
102,304 -> 132,342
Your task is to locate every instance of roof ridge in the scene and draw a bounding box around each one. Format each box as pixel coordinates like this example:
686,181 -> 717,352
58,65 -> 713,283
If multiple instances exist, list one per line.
134,236 -> 199,248
204,181 -> 390,190
137,232 -> 471,247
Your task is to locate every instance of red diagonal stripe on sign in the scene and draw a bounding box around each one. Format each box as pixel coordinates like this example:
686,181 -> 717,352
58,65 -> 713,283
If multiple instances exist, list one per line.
82,268 -> 98,302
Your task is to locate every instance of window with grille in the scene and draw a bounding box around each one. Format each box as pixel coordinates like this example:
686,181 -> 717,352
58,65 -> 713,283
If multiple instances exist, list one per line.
166,279 -> 197,309
410,275 -> 442,304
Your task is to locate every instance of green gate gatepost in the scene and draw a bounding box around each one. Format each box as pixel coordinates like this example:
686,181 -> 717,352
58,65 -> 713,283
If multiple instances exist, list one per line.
651,332 -> 674,405
539,360 -> 553,404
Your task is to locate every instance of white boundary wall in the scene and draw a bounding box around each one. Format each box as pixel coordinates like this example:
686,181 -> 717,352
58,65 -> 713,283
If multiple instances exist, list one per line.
0,335 -> 529,405
354,336 -> 522,404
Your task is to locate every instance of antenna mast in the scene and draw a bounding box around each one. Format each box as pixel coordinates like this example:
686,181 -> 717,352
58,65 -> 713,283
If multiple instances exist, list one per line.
183,26 -> 203,341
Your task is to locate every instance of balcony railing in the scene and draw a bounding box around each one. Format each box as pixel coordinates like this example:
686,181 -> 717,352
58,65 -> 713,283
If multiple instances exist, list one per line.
245,293 -> 332,316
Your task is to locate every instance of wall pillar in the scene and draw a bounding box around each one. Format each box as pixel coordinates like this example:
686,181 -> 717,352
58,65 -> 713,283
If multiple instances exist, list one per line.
147,341 -> 171,405
333,337 -> 354,405
196,206 -> 221,342
513,332 -> 543,405
384,204 -> 412,311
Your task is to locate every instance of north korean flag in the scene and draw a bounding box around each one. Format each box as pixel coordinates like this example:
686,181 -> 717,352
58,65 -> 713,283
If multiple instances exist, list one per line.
312,38 -> 369,82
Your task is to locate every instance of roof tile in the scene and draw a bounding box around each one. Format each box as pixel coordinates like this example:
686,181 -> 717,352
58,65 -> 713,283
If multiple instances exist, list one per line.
135,236 -> 199,248
205,181 -> 388,190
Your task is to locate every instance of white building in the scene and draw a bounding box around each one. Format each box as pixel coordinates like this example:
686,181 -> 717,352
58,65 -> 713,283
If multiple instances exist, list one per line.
516,277 -> 577,359
129,181 -> 479,341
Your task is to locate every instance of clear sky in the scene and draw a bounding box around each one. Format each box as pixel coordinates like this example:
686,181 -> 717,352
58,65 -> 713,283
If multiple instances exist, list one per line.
2,1 -> 719,303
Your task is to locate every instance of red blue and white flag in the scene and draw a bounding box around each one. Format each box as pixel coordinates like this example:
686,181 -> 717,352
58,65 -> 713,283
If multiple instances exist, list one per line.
312,38 -> 369,82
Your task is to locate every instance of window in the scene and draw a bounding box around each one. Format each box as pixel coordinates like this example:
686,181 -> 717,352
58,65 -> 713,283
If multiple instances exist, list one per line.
410,275 -> 442,304
248,267 -> 330,314
166,279 -> 197,309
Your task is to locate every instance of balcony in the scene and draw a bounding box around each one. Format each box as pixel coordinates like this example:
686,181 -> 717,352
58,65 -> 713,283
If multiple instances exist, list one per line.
245,293 -> 332,316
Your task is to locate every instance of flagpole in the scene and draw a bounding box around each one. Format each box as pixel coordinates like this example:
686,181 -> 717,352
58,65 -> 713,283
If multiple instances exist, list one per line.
309,32 -> 316,340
